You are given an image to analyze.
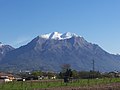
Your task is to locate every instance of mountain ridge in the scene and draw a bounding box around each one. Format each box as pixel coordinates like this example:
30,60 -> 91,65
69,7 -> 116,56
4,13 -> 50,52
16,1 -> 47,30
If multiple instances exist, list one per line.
39,32 -> 80,40
0,42 -> 14,61
0,32 -> 120,72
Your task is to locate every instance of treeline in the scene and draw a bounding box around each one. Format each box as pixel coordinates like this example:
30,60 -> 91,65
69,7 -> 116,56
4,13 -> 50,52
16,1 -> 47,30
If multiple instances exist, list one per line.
17,64 -> 119,81
17,70 -> 120,81
59,70 -> 102,79
31,70 -> 118,79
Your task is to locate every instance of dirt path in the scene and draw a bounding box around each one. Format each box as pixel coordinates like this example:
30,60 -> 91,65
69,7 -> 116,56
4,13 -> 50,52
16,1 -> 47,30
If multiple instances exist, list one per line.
34,83 -> 120,90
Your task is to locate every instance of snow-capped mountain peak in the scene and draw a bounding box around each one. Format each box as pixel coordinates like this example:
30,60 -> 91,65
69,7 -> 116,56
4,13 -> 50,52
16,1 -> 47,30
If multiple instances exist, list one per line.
49,32 -> 62,39
61,32 -> 78,39
39,32 -> 80,40
40,33 -> 51,39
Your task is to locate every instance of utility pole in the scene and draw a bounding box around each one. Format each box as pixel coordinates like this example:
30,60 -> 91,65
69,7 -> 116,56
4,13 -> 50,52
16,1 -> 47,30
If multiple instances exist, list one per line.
92,59 -> 95,79
92,59 -> 95,72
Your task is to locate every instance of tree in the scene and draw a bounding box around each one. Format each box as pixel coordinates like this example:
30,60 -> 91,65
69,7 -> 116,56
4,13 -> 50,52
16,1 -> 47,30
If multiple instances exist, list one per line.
31,71 -> 43,76
61,64 -> 71,72
59,64 -> 73,83
72,70 -> 79,79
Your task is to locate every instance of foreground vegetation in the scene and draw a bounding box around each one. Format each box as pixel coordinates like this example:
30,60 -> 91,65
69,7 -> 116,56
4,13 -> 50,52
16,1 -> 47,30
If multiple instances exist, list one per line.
1,64 -> 120,90
1,78 -> 120,90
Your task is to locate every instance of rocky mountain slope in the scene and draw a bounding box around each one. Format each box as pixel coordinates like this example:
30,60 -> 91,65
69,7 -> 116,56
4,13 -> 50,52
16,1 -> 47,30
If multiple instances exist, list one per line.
0,32 -> 120,72
0,42 -> 14,61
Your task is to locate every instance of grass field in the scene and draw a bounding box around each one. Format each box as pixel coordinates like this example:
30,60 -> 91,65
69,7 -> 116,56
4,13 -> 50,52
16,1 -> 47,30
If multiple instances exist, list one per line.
0,78 -> 120,90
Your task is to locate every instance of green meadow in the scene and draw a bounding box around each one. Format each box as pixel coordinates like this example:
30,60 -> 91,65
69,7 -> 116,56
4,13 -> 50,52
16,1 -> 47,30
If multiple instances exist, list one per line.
0,78 -> 120,90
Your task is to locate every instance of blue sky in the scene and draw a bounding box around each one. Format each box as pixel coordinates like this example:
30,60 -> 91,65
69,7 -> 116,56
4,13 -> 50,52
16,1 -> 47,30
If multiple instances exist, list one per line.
0,0 -> 120,54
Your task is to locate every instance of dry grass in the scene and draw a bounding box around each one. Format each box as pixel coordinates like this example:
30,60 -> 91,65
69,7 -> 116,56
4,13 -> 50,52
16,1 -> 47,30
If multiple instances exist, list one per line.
35,83 -> 120,90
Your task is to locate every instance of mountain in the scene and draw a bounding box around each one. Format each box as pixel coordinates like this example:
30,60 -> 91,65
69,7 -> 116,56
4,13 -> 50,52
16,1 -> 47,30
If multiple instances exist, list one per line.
0,42 -> 14,61
0,32 -> 120,72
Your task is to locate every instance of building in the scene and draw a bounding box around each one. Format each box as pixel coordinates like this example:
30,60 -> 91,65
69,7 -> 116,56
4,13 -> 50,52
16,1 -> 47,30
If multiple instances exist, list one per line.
0,72 -> 14,82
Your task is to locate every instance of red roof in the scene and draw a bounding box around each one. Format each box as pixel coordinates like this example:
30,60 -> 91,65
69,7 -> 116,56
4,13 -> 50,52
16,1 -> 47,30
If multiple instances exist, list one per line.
0,72 -> 13,77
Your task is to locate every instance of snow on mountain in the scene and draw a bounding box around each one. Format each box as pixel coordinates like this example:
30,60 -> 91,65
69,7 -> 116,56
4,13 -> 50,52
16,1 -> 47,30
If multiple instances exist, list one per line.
49,32 -> 62,39
40,32 -> 80,40
40,33 -> 51,39
61,32 -> 79,39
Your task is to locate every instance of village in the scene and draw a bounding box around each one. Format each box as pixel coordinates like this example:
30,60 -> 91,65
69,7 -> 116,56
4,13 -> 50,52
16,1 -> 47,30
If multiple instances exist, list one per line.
0,71 -> 57,83
1,70 -> 120,83
1,70 -> 120,90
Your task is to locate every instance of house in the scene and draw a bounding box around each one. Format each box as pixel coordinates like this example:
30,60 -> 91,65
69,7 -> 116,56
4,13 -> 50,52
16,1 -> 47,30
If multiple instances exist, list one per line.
108,71 -> 120,78
38,76 -> 44,80
116,72 -> 120,77
50,75 -> 56,79
0,72 -> 14,82
13,74 -> 23,81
